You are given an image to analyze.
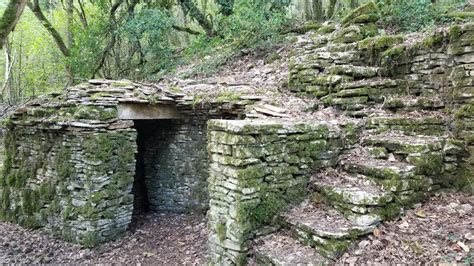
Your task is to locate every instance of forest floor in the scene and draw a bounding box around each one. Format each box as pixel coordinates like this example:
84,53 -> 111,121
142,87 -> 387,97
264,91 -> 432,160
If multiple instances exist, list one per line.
338,191 -> 474,265
0,213 -> 208,264
0,192 -> 472,264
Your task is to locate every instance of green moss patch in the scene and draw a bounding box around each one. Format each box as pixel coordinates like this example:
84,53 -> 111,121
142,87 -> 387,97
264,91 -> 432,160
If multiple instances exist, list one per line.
341,2 -> 379,25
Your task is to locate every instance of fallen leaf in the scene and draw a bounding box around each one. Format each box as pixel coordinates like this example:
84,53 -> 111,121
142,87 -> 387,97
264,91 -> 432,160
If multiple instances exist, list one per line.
398,220 -> 409,229
456,241 -> 470,252
346,256 -> 358,264
373,228 -> 381,238
143,252 -> 155,257
415,211 -> 427,218
411,242 -> 424,255
464,232 -> 474,241
452,243 -> 462,251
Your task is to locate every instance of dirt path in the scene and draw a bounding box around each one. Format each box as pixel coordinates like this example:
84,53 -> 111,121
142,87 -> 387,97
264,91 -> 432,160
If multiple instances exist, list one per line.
0,213 -> 208,264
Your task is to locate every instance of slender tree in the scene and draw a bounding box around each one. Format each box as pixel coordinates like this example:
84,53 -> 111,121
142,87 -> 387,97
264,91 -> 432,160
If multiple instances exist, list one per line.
28,0 -> 69,57
327,0 -> 337,19
0,0 -> 28,49
313,0 -> 324,21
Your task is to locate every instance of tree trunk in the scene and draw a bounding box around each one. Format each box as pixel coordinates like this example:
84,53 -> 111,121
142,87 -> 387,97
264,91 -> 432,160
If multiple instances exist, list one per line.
178,0 -> 214,37
0,0 -> 27,49
66,0 -> 74,85
1,42 -> 13,100
28,0 -> 70,57
91,0 -> 124,78
313,0 -> 324,21
327,0 -> 338,19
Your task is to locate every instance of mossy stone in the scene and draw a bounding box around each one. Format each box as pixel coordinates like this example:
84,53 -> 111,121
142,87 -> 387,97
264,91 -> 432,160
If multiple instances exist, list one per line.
341,2 -> 378,25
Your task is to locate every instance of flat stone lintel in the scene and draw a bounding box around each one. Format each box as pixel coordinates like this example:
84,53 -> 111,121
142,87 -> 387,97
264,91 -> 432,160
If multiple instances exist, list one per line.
118,103 -> 183,120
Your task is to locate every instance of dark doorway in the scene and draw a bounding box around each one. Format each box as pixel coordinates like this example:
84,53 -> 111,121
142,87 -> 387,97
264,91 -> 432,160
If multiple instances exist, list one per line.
131,118 -> 209,217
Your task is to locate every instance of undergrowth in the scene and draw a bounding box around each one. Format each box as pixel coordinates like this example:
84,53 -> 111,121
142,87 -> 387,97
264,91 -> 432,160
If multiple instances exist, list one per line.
174,1 -> 292,78
378,0 -> 469,32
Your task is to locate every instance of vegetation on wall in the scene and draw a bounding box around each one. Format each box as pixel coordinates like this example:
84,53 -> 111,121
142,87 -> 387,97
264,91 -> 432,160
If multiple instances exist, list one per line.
379,0 -> 468,32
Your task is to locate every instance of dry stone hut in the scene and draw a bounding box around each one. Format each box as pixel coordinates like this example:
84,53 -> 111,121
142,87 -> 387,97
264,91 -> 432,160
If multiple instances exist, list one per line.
1,15 -> 473,265
0,79 -> 262,246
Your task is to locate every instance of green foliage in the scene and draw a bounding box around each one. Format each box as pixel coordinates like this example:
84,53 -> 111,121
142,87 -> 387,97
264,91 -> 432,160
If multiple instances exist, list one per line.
379,0 -> 468,32
182,0 -> 291,76
67,5 -> 109,79
82,230 -> 100,248
0,8 -> 67,101
341,1 -> 378,25
216,222 -> 227,241
118,8 -> 174,76
216,0 -> 234,16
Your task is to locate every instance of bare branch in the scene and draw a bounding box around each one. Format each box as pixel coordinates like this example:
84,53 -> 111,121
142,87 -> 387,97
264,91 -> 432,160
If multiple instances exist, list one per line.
91,0 -> 124,78
172,24 -> 203,35
28,0 -> 70,57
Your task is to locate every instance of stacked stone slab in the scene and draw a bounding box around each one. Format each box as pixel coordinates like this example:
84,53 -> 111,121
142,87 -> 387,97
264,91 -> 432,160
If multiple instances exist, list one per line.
253,131 -> 450,264
289,4 -> 408,114
1,125 -> 137,246
377,23 -> 474,190
1,3 -> 473,264
206,119 -> 363,264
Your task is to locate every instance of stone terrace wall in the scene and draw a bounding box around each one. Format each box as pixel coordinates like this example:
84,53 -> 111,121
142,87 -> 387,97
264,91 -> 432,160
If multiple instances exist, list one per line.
288,22 -> 473,191
136,117 -> 209,213
1,125 -> 137,246
207,119 -> 355,264
381,23 -> 474,191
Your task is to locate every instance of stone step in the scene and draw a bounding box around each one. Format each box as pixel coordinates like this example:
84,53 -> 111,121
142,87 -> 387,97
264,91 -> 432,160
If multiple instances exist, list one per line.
311,74 -> 354,87
337,77 -> 401,90
340,151 -> 436,212
314,42 -> 358,53
304,51 -> 360,64
366,111 -> 448,136
326,65 -> 380,79
254,232 -> 329,265
281,200 -> 376,259
322,95 -> 369,111
342,152 -> 417,179
363,132 -> 445,154
310,171 -> 393,207
384,96 -> 445,111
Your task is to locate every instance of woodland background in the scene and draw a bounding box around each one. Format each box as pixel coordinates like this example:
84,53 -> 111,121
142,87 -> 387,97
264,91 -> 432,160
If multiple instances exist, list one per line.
0,0 -> 469,103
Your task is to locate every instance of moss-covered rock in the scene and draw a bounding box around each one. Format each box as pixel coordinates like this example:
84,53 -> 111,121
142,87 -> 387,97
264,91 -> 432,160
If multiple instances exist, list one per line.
447,12 -> 474,20
341,2 -> 379,25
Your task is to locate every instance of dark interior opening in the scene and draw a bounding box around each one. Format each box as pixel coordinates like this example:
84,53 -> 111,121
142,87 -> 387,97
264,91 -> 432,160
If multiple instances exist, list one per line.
131,118 -> 210,218
132,120 -> 150,215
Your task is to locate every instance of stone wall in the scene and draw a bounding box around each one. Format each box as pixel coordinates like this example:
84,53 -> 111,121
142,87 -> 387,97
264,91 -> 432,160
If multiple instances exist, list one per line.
207,119 -> 352,264
1,124 -> 137,247
288,21 -> 474,192
135,117 -> 209,213
381,23 -> 474,191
